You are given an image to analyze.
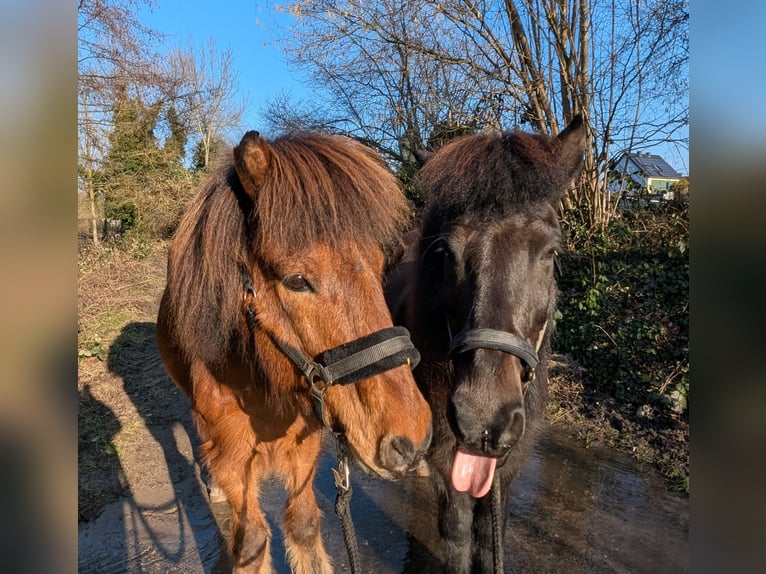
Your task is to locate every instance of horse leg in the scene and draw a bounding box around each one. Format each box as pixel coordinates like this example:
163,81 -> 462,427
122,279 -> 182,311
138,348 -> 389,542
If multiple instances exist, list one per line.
280,432 -> 332,574
202,431 -> 272,574
190,367 -> 274,573
438,487 -> 475,574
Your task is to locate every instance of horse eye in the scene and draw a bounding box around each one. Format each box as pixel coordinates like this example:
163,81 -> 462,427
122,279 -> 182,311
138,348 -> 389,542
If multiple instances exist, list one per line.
282,274 -> 311,292
521,365 -> 535,383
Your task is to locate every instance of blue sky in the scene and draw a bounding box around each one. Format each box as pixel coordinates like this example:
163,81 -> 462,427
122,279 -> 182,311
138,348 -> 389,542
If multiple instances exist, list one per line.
138,0 -> 689,174
138,1 -> 308,133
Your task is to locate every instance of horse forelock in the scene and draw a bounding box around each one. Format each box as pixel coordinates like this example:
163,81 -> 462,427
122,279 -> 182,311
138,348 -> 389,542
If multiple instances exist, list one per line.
417,130 -> 569,221
252,133 -> 410,253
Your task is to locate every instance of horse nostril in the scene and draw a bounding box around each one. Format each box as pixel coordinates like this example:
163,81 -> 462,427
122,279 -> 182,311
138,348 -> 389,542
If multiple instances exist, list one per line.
380,435 -> 416,474
500,406 -> 526,448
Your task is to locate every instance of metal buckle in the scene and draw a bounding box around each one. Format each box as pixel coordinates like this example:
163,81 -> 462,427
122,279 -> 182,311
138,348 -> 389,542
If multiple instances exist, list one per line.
332,454 -> 351,491
308,363 -> 334,429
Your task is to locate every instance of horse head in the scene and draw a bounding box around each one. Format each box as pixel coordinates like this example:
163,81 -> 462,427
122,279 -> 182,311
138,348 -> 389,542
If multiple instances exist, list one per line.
404,117 -> 585,496
233,131 -> 432,479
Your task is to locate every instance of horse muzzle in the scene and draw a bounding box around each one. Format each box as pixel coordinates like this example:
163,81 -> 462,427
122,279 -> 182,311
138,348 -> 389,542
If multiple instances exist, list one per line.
449,396 -> 526,459
448,327 -> 536,458
378,420 -> 433,477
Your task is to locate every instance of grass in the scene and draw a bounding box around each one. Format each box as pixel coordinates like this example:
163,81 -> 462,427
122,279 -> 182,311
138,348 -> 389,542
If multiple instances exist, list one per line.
78,240 -> 167,355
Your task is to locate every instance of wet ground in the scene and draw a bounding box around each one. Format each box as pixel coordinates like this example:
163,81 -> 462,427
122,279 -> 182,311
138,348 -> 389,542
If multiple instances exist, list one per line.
78,423 -> 688,573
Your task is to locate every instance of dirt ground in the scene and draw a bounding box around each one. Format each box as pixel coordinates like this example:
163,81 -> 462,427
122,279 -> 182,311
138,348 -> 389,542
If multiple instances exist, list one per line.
77,241 -> 688,553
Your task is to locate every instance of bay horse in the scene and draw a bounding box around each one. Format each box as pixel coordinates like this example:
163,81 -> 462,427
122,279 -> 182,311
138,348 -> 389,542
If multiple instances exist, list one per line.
387,117 -> 585,573
157,131 -> 432,573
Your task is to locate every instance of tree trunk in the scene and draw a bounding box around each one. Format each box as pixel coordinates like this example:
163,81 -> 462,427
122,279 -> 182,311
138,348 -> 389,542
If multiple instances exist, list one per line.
88,174 -> 100,247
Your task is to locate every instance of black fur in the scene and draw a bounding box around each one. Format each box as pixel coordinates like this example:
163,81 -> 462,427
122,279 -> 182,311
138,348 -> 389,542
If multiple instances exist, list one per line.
388,118 -> 585,573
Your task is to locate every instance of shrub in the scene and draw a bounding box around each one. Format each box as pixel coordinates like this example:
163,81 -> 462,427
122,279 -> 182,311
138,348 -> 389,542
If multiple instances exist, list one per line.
105,201 -> 137,231
555,201 -> 689,416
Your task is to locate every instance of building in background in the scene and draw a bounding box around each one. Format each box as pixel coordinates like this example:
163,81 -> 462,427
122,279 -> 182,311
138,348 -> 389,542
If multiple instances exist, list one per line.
609,152 -> 686,206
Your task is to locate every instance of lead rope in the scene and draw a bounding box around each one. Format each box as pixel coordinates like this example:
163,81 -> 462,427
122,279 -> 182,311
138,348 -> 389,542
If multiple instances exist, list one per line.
490,476 -> 504,574
333,435 -> 362,574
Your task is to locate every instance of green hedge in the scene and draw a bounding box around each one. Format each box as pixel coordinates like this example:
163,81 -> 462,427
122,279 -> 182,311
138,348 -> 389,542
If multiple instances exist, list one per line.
554,202 -> 689,415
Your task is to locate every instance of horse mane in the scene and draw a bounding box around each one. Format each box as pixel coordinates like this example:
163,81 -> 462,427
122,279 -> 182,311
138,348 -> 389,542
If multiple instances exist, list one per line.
164,132 -> 411,366
417,129 -> 573,221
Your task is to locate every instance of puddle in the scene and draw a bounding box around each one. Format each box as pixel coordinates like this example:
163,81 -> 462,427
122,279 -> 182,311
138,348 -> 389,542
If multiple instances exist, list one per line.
205,426 -> 689,573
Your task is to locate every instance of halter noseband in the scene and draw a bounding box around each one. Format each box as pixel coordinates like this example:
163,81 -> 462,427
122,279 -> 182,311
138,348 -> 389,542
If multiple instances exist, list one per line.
449,328 -> 539,368
242,272 -> 420,429
449,327 -> 539,386
272,327 -> 420,428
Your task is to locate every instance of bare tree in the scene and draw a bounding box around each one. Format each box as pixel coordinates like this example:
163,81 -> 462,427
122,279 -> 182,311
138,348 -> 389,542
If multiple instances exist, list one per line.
277,1 -> 503,163
78,2 -> 250,246
280,0 -> 688,227
167,39 -> 246,170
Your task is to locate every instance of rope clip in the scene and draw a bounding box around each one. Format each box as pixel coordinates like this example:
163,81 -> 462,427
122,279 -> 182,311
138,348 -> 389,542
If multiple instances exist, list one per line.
333,454 -> 351,492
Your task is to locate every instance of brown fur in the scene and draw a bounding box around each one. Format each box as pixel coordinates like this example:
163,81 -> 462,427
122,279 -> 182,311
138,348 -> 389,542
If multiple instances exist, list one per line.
164,133 -> 411,368
157,131 -> 431,573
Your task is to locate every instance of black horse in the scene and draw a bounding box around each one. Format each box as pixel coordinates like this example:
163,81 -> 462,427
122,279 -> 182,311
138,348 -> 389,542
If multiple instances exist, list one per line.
387,117 -> 585,573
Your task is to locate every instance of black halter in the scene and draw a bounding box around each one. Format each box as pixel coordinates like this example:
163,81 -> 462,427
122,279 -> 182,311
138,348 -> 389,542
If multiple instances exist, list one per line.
242,271 -> 420,428
242,271 -> 417,574
449,327 -> 539,384
272,326 -> 420,428
449,328 -> 539,368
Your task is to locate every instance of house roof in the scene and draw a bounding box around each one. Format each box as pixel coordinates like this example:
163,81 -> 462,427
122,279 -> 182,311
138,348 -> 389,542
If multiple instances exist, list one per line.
622,152 -> 682,179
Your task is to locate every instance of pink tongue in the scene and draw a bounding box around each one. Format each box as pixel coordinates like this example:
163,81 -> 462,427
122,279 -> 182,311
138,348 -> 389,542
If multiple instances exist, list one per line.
451,449 -> 497,498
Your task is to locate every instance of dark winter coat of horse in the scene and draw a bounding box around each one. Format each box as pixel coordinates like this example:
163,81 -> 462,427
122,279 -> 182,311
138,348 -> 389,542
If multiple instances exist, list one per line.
387,117 -> 585,573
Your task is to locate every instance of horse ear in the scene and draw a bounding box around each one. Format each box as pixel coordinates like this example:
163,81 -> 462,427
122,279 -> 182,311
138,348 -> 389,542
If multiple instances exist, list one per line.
557,115 -> 586,178
413,148 -> 434,167
234,130 -> 273,198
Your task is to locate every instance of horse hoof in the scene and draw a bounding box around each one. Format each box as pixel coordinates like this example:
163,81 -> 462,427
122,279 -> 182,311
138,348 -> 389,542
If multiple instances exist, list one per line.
207,480 -> 227,503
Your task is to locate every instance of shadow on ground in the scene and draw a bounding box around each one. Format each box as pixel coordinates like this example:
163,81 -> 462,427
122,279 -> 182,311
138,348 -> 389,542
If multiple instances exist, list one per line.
78,321 -> 226,573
